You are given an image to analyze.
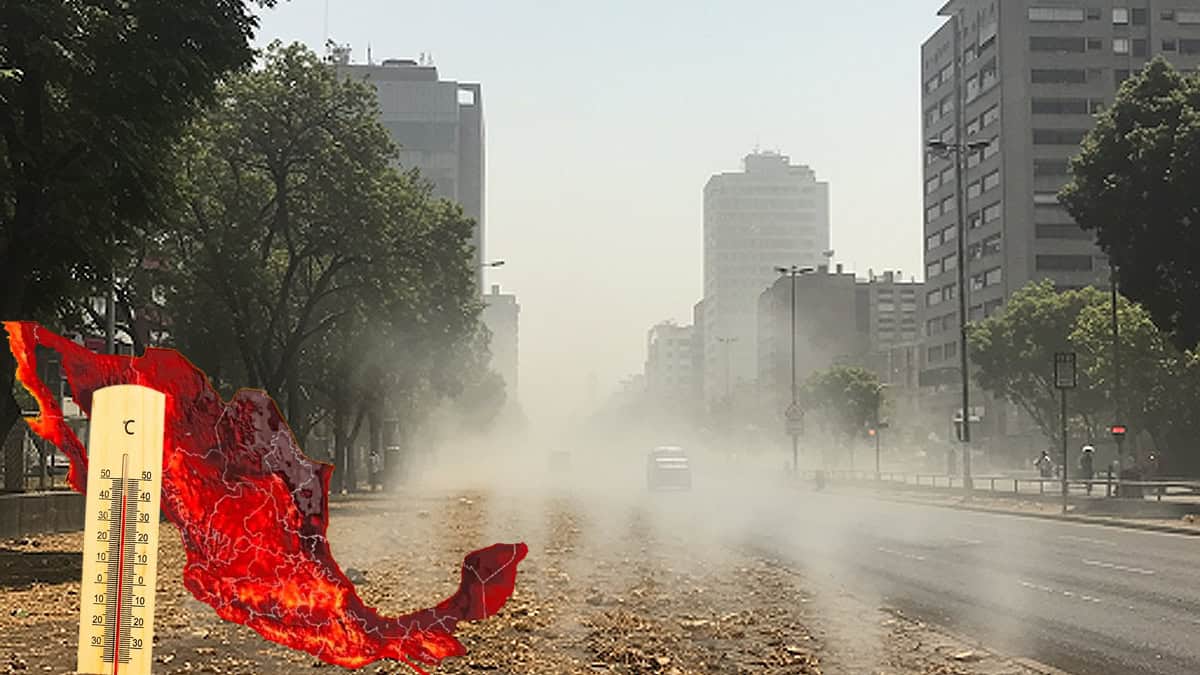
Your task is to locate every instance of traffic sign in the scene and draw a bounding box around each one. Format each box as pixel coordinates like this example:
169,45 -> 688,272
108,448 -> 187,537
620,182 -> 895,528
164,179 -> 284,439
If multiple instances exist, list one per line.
785,418 -> 804,436
1054,352 -> 1077,389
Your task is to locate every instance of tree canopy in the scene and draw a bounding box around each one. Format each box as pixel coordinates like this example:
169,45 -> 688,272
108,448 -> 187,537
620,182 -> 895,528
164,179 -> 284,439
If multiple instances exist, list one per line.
1060,57 -> 1200,352
803,365 -> 883,443
1,0 -> 265,445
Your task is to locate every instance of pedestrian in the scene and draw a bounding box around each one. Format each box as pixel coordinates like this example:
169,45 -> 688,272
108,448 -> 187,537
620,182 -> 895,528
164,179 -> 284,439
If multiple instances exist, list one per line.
1079,444 -> 1096,495
1035,450 -> 1055,479
368,449 -> 383,492
947,446 -> 958,477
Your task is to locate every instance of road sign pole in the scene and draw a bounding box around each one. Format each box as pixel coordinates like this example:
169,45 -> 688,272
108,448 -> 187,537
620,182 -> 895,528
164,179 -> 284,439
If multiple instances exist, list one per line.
791,433 -> 799,476
1061,388 -> 1069,514
1054,352 -> 1077,515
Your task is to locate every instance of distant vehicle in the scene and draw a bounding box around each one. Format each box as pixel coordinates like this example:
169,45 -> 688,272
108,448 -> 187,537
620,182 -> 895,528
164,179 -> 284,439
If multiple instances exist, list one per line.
646,446 -> 692,491
549,450 -> 572,473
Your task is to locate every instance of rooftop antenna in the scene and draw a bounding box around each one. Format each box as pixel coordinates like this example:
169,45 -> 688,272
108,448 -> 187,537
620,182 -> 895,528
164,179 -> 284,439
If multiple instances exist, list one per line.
367,43 -> 373,65
323,0 -> 330,49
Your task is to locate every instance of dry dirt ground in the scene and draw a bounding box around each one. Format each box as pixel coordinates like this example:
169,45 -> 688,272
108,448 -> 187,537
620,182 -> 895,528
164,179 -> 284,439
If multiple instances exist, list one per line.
1,488 -> 1060,675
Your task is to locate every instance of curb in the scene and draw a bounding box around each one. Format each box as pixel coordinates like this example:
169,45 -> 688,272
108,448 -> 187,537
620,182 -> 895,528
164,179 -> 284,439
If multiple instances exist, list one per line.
837,488 -> 1200,537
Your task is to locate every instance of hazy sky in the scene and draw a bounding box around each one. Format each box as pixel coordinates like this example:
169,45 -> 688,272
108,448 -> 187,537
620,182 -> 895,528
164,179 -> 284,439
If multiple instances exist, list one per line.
251,1 -> 948,425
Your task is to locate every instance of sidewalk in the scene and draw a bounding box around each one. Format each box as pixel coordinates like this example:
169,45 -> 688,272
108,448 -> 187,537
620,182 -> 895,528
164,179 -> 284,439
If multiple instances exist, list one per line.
828,484 -> 1200,536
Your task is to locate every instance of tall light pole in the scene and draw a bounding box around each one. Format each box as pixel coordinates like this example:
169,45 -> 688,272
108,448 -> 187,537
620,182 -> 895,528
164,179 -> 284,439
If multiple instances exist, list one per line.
927,135 -> 990,491
874,383 -> 889,478
1110,260 -> 1125,479
775,265 -> 816,474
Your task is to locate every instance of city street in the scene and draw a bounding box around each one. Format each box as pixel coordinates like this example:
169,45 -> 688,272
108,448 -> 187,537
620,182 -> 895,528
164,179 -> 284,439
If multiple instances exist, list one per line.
673,473 -> 1200,675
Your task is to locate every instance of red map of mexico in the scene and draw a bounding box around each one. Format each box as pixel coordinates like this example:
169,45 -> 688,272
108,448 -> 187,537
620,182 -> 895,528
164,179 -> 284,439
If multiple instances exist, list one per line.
4,321 -> 527,673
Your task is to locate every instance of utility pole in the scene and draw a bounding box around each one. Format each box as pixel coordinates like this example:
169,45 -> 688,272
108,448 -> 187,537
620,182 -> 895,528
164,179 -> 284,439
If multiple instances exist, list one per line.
775,265 -> 814,474
927,11 -> 988,495
1110,262 -> 1125,484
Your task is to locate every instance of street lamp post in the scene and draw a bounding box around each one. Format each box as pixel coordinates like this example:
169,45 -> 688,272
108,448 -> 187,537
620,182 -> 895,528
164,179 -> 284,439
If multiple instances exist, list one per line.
874,383 -> 889,479
1110,261 -> 1125,482
926,134 -> 988,494
775,265 -> 816,474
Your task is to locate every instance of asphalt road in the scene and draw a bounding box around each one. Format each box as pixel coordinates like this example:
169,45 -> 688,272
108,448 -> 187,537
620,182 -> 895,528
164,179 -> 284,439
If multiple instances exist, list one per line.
733,488 -> 1200,675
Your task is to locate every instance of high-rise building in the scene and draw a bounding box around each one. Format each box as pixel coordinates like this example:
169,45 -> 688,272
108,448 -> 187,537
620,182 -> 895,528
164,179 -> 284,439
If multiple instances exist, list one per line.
702,151 -> 831,405
335,54 -> 486,288
644,322 -> 695,403
481,284 -> 519,403
756,265 -> 862,409
919,0 -> 1200,430
858,270 -> 923,355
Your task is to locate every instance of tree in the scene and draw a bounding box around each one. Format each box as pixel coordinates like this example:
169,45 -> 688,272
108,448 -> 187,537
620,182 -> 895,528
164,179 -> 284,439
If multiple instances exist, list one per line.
1072,295 -> 1200,474
163,41 -> 402,427
1060,57 -> 1200,352
803,365 -> 882,445
0,0 -> 265,448
967,281 -> 1110,448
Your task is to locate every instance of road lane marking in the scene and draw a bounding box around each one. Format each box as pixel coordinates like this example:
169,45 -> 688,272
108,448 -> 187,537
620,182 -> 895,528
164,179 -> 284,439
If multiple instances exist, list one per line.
1059,535 -> 1116,547
876,547 -> 927,562
1019,580 -> 1103,603
949,537 -> 983,545
1080,559 -> 1156,575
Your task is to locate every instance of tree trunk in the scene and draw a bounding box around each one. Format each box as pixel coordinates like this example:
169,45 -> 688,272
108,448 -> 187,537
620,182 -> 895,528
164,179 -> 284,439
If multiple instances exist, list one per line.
331,398 -> 348,494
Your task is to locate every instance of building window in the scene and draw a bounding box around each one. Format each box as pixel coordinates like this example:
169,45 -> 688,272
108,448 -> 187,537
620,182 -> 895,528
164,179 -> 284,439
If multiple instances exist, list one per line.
1034,191 -> 1059,205
1164,39 -> 1178,52
1113,8 -> 1129,25
967,210 -> 983,230
968,241 -> 983,260
1180,10 -> 1200,24
941,166 -> 955,185
981,105 -> 1000,127
943,284 -> 956,301
1133,38 -> 1148,57
927,289 -> 943,307
1029,7 -> 1085,21
966,74 -> 980,101
1131,8 -> 1147,25
1181,39 -> 1200,56
1034,129 -> 1089,145
927,260 -> 942,278
985,267 -> 1003,286
1036,223 -> 1093,240
969,304 -> 985,321
983,137 -> 1000,160
1034,159 -> 1070,177
1087,8 -> 1102,20
926,231 -> 944,250
967,181 -> 982,199
943,254 -> 957,271
926,203 -> 942,222
982,233 -> 1002,256
1030,37 -> 1087,53
926,175 -> 941,194
982,169 -> 1001,191
944,342 -> 957,359
927,318 -> 941,336
928,345 -> 944,363
1162,9 -> 1176,21
1087,38 -> 1103,51
1036,254 -> 1094,271
1032,69 -> 1088,84
941,195 -> 956,214
1032,98 -> 1105,115
943,224 -> 958,241
966,117 -> 982,136
1116,69 -> 1132,86
1114,38 -> 1130,54
983,202 -> 1002,223
984,299 -> 1004,316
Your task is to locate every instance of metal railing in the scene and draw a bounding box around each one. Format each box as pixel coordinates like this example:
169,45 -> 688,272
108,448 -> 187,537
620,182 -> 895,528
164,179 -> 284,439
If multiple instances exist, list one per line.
802,468 -> 1200,502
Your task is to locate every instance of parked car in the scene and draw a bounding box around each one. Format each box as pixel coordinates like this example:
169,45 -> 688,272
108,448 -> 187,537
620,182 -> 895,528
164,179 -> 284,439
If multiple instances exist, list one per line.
646,446 -> 692,491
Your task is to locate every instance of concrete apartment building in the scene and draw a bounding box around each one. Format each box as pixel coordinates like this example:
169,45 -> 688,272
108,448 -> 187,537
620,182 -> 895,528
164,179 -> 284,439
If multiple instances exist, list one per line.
702,151 -> 831,406
334,52 -> 487,287
756,266 -> 862,410
920,0 -> 1200,436
644,322 -> 696,403
481,284 -> 519,403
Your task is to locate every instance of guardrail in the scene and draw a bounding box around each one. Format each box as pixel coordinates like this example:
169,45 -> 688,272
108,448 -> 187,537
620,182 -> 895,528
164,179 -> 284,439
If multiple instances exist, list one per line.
803,469 -> 1200,502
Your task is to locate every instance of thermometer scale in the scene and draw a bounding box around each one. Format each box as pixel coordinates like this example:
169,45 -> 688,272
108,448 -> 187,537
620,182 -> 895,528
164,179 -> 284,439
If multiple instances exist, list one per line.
76,385 -> 166,675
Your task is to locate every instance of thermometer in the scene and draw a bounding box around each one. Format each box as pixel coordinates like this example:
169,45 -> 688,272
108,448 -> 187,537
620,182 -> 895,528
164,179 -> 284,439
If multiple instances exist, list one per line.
76,385 -> 166,675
